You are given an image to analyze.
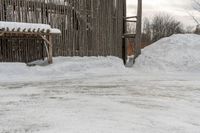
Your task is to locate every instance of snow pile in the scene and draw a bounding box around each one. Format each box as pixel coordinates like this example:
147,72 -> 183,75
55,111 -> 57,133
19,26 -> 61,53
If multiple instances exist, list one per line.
50,28 -> 62,34
0,56 -> 125,82
134,34 -> 200,72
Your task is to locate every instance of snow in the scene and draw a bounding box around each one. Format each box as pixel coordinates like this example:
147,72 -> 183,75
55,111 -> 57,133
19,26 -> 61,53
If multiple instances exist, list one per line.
50,28 -> 62,34
0,56 -> 125,83
0,34 -> 200,133
134,34 -> 200,72
0,21 -> 61,34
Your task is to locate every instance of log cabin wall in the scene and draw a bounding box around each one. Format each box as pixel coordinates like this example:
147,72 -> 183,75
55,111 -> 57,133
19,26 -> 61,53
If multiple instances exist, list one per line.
0,0 -> 125,63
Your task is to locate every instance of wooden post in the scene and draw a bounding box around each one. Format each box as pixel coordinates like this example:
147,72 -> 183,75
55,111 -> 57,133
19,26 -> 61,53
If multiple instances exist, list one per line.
39,34 -> 53,64
122,0 -> 127,64
134,0 -> 142,58
48,34 -> 53,64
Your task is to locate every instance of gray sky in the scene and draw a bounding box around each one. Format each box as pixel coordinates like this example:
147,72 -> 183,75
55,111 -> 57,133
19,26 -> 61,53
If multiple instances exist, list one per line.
127,0 -> 200,27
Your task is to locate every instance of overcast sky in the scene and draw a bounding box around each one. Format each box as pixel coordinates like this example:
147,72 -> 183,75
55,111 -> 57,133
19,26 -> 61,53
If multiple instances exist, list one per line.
127,0 -> 200,27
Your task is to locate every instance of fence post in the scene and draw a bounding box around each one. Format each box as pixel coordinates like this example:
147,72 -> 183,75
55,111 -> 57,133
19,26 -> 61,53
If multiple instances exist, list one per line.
48,34 -> 53,64
134,0 -> 142,58
122,0 -> 127,64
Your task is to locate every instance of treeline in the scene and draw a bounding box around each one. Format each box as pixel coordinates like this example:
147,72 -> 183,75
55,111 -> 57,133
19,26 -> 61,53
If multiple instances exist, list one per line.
128,13 -> 199,48
143,13 -> 184,46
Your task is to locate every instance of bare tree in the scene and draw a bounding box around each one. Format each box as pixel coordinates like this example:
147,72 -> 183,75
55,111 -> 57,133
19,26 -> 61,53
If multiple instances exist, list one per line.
192,0 -> 200,34
185,26 -> 195,33
151,13 -> 183,42
126,23 -> 136,34
142,18 -> 151,46
193,0 -> 200,12
141,13 -> 184,46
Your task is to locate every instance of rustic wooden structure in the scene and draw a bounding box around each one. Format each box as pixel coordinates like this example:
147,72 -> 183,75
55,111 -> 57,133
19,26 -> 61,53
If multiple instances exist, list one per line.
0,0 -> 142,64
0,22 -> 61,63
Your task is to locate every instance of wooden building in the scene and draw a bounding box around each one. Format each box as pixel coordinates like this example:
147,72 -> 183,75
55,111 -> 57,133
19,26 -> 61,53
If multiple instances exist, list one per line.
0,0 -> 142,64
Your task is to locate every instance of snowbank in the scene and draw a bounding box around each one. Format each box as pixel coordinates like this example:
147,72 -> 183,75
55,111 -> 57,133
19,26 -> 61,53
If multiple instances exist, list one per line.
134,34 -> 200,73
0,56 -> 125,83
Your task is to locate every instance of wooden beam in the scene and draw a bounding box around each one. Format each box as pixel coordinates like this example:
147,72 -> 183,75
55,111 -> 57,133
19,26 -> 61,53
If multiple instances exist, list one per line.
134,0 -> 142,58
48,35 -> 53,64
124,16 -> 138,19
0,31 -> 51,36
122,0 -> 127,64
39,34 -> 52,47
126,20 -> 137,23
39,34 -> 53,64
122,33 -> 136,38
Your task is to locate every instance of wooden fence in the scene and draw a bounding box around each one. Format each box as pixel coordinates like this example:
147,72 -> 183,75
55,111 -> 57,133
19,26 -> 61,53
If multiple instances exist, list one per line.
0,0 -> 125,63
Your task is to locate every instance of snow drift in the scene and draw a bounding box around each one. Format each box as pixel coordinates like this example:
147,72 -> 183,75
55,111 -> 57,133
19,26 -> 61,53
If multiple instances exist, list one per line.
134,34 -> 200,72
0,56 -> 125,82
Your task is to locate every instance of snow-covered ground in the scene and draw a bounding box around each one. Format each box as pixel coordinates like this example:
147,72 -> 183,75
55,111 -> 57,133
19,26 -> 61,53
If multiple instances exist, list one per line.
0,34 -> 200,133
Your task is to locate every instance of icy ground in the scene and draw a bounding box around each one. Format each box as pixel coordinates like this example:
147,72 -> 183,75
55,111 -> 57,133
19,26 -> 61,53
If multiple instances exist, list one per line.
0,34 -> 200,133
